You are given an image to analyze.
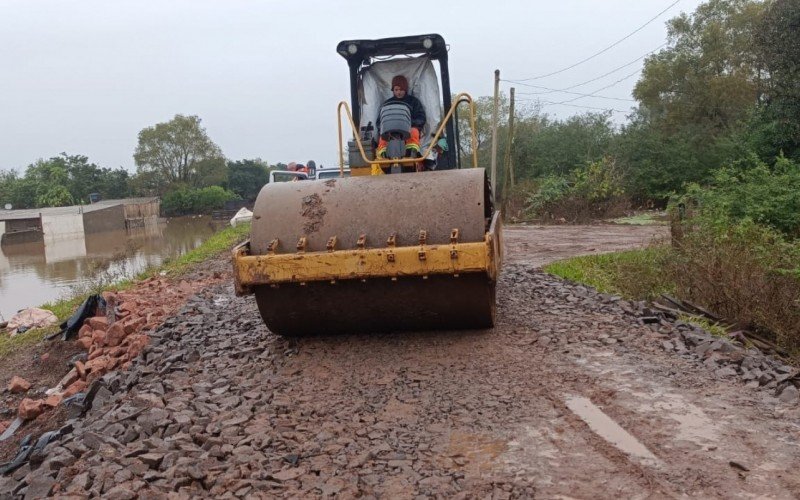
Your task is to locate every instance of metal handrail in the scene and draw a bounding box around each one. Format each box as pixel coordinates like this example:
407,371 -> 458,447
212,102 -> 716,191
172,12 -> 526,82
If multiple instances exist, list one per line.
337,92 -> 478,172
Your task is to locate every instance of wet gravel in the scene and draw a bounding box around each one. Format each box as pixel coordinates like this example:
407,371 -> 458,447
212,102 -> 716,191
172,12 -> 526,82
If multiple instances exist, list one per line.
2,231 -> 799,498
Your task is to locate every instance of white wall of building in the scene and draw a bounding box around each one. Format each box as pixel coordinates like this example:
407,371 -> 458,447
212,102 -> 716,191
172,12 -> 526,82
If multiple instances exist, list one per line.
42,214 -> 84,241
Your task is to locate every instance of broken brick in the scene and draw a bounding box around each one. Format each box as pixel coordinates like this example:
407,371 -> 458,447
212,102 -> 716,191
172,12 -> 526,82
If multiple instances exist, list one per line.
63,380 -> 87,398
105,322 -> 127,347
86,316 -> 108,331
8,376 -> 31,394
18,398 -> 45,420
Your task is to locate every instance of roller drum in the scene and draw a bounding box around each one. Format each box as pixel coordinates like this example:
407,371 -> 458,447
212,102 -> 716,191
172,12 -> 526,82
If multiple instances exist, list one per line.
250,168 -> 495,336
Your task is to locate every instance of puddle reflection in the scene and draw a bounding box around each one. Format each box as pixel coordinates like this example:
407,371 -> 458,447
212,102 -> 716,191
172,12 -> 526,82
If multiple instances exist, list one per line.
0,216 -> 224,319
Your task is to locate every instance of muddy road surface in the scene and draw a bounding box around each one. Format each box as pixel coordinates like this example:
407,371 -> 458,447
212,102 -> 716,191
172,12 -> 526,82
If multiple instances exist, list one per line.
5,224 -> 800,498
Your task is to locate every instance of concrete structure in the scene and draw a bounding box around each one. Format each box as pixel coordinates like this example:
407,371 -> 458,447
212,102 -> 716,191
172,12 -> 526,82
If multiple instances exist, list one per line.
0,198 -> 160,244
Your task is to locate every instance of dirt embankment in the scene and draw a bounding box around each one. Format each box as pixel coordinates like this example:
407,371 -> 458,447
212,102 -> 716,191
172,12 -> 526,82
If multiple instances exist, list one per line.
2,223 -> 799,498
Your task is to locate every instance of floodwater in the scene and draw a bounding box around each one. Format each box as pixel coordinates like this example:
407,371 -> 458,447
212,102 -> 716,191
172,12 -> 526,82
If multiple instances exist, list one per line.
0,216 -> 225,321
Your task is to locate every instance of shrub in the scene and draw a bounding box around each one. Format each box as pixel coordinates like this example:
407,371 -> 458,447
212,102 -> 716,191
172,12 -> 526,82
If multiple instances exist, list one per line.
161,186 -> 239,216
522,157 -> 629,222
682,155 -> 800,238
524,175 -> 570,215
671,217 -> 800,357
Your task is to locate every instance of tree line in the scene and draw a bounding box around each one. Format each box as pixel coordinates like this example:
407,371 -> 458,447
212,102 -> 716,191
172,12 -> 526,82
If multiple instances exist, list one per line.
468,0 -> 798,221
0,114 -> 279,215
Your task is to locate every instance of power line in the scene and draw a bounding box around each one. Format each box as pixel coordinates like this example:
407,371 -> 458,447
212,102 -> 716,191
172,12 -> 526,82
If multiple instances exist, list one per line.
515,87 -> 636,102
516,98 -> 631,114
516,0 -> 681,81
554,68 -> 642,105
504,42 -> 667,94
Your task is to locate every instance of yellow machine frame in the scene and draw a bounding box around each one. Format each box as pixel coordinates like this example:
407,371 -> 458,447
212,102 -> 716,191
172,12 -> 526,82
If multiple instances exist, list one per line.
232,92 -> 500,297
337,93 -> 479,176
233,211 -> 500,295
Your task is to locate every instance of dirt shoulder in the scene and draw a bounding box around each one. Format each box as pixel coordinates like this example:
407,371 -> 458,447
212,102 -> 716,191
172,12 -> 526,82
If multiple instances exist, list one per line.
2,224 -> 798,498
503,223 -> 668,267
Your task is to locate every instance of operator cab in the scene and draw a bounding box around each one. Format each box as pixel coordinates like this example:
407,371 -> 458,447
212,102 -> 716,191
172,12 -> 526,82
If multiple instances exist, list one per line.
337,34 -> 459,172
269,171 -> 310,183
316,166 -> 351,180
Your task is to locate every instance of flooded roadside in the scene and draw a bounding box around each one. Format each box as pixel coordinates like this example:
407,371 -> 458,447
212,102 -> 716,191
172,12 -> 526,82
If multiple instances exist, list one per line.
0,216 -> 224,320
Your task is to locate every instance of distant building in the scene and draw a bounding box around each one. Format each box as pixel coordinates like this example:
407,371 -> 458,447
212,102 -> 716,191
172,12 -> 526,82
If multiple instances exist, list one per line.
0,197 -> 160,245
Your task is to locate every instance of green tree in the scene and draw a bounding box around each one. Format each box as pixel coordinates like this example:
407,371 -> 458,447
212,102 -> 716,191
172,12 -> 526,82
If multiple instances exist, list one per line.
129,169 -> 167,198
751,0 -> 800,160
634,0 -> 766,135
23,159 -> 75,208
161,186 -> 239,216
133,114 -> 225,194
36,185 -> 74,207
227,159 -> 269,200
515,112 -> 614,179
98,169 -> 132,199
0,170 -> 31,209
192,157 -> 228,188
53,153 -> 103,203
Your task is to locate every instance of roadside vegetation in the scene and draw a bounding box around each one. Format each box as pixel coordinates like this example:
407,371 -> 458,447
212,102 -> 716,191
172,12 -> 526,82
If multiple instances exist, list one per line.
523,0 -> 800,362
0,222 -> 250,359
546,155 -> 800,360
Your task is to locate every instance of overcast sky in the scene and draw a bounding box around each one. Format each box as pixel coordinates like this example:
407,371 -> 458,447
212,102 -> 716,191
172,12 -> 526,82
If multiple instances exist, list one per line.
0,0 -> 706,173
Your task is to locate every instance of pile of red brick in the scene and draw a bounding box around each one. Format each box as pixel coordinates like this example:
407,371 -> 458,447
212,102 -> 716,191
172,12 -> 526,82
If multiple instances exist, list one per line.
10,274 -> 224,422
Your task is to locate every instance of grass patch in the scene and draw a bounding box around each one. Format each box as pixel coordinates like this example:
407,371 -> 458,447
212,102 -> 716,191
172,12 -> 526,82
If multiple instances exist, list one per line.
678,314 -> 729,338
0,327 -> 53,359
610,212 -> 667,225
544,246 -> 675,300
1,222 -> 251,359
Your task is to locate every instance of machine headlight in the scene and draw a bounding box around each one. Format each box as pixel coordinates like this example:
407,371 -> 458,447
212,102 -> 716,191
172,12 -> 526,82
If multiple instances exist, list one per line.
347,43 -> 358,55
422,37 -> 433,49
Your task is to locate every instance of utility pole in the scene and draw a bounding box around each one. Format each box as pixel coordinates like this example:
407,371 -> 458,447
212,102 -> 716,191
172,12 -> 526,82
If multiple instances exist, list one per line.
490,69 -> 500,206
503,87 -> 517,199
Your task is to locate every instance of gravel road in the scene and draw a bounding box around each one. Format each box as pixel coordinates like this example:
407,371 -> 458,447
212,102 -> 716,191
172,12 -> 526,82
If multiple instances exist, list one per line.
3,223 -> 800,499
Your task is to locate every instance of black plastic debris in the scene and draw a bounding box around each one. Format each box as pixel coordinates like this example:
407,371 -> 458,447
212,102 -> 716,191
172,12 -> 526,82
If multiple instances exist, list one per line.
47,294 -> 106,341
28,431 -> 60,466
61,380 -> 110,419
62,392 -> 88,419
0,434 -> 33,476
0,423 -> 74,475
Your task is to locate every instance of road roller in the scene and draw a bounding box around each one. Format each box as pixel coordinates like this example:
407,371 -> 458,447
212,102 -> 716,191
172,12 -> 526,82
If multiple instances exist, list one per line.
232,34 -> 502,336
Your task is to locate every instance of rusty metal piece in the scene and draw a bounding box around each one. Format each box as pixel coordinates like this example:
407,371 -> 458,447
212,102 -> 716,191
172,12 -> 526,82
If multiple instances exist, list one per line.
296,237 -> 308,253
357,234 -> 366,249
326,236 -> 337,252
387,252 -> 396,262
418,250 -> 427,261
450,249 -> 458,259
267,239 -> 279,254
419,230 -> 427,245
450,228 -> 459,244
387,233 -> 396,247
